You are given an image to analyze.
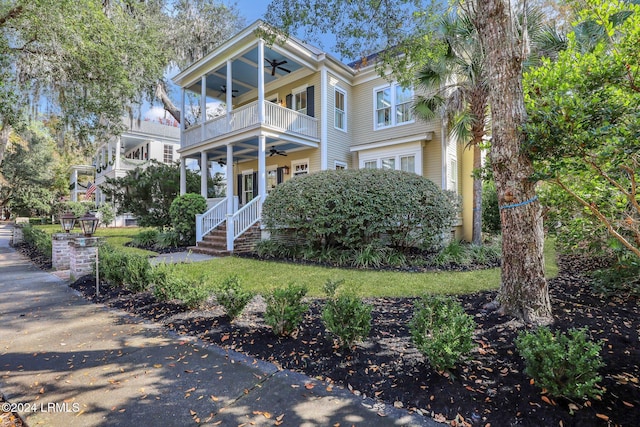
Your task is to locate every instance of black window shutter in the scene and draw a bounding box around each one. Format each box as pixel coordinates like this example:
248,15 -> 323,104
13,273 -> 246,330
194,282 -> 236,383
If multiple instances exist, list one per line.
306,86 -> 314,117
236,174 -> 242,200
276,167 -> 284,184
285,94 -> 292,109
252,172 -> 258,198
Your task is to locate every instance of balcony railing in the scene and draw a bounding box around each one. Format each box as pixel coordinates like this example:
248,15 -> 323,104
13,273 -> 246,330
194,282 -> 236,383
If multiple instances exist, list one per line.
183,100 -> 319,148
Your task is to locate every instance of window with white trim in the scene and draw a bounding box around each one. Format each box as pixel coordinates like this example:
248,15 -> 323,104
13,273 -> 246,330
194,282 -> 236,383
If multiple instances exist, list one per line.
267,167 -> 278,194
381,157 -> 395,170
450,159 -> 458,193
163,144 -> 174,164
364,160 -> 377,169
293,89 -> 307,115
334,88 -> 346,131
334,161 -> 347,170
400,155 -> 415,173
374,83 -> 414,129
291,159 -> 309,177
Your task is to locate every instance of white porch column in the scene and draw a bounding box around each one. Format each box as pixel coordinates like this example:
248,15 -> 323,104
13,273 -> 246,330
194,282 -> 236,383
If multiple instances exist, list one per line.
114,137 -> 121,170
180,88 -> 186,147
320,66 -> 328,170
258,134 -> 267,203
200,151 -> 208,198
226,144 -> 234,215
201,75 -> 207,142
257,39 -> 265,124
72,169 -> 78,202
180,157 -> 187,195
107,140 -> 112,167
226,60 -> 233,114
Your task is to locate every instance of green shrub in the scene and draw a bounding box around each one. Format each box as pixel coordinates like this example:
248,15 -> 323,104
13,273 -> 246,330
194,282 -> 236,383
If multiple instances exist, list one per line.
21,224 -> 52,259
214,275 -> 254,320
352,244 -> 384,269
410,295 -> 476,372
97,203 -> 116,227
264,284 -> 309,336
169,193 -> 207,246
516,327 -> 604,400
155,230 -> 181,249
482,180 -> 501,234
99,245 -> 127,286
263,169 -> 457,252
131,229 -> 159,248
321,280 -> 372,349
53,201 -> 95,221
122,254 -> 153,292
152,264 -> 210,309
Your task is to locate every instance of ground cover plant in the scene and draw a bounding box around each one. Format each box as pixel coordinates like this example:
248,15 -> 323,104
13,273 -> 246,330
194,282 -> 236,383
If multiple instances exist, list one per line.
64,253 -> 640,427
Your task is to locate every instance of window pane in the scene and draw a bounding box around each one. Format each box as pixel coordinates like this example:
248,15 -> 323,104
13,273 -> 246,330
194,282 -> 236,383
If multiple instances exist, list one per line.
376,108 -> 391,127
400,155 -> 415,173
381,157 -> 395,170
335,110 -> 344,129
364,161 -> 377,169
396,86 -> 412,104
376,88 -> 390,108
335,90 -> 344,109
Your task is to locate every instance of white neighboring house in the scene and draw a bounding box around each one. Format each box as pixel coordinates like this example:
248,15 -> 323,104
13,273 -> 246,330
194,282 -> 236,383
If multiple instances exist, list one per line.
91,117 -> 181,226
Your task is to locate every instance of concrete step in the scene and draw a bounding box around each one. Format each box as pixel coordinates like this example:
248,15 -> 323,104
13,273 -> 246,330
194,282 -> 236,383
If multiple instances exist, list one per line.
188,246 -> 230,256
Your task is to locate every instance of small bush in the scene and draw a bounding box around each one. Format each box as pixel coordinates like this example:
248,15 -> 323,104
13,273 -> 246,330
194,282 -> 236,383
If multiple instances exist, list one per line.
122,254 -> 153,292
482,180 -> 501,234
321,280 -> 372,349
410,295 -> 476,372
214,275 -> 254,320
131,229 -> 159,248
264,284 -> 309,336
155,229 -> 181,249
99,245 -> 127,286
152,264 -> 210,309
22,224 -> 52,259
97,203 -> 116,227
516,327 -> 604,400
352,244 -> 384,269
169,193 -> 207,246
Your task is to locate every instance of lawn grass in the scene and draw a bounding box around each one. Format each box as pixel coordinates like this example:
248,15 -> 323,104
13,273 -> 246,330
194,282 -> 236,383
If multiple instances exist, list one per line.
34,225 -> 157,256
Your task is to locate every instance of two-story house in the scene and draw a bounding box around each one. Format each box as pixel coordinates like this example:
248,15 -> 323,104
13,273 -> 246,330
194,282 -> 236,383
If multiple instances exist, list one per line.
172,20 -> 473,254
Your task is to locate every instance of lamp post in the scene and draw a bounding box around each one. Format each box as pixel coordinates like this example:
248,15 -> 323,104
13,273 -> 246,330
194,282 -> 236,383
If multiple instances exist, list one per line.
60,211 -> 77,233
78,211 -> 99,237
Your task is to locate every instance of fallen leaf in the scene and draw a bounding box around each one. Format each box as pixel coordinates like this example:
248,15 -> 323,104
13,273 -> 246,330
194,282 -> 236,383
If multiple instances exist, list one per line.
305,383 -> 314,390
623,401 -> 634,408
596,414 -> 609,421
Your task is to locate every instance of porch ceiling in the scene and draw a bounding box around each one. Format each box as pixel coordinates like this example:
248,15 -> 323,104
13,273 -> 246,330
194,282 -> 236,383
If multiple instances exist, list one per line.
193,137 -> 315,166
188,45 -> 304,100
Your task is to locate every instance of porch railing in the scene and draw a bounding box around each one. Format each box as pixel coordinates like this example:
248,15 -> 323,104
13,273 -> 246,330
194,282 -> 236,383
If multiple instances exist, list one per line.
182,100 -> 319,148
226,195 -> 262,251
195,198 -> 227,243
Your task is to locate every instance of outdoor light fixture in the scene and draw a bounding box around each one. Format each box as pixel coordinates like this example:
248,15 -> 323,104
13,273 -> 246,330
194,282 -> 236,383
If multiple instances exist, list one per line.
60,211 -> 77,233
78,211 -> 99,237
282,165 -> 290,175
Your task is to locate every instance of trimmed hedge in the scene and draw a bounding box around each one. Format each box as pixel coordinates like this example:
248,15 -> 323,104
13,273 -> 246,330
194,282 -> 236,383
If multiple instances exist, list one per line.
169,193 -> 207,245
262,169 -> 457,251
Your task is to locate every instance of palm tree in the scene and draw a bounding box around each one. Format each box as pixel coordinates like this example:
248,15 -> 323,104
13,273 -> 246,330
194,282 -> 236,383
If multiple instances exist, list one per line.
414,10 -> 489,245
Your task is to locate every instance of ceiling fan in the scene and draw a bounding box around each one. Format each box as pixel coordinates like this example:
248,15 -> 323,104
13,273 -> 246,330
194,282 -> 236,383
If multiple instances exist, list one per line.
217,158 -> 226,166
220,85 -> 238,97
269,146 -> 287,157
265,58 -> 291,76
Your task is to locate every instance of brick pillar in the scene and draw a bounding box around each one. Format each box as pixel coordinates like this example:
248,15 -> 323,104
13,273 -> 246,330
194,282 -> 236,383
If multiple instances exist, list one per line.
11,224 -> 24,245
52,233 -> 78,270
69,237 -> 103,282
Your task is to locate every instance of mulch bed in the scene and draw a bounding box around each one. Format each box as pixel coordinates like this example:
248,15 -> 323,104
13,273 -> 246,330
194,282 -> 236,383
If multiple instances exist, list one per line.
60,254 -> 639,427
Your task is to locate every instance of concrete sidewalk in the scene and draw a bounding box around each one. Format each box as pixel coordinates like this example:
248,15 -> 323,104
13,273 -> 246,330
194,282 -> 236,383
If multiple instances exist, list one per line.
0,224 -> 435,427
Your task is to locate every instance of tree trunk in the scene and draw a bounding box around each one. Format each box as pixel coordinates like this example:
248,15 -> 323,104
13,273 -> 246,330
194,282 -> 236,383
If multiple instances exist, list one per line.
472,144 -> 483,245
155,81 -> 183,125
474,0 -> 552,325
0,120 -> 11,168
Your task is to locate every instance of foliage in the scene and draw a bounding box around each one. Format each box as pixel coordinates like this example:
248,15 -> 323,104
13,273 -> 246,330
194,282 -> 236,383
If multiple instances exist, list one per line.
101,161 -> 200,228
263,169 -> 457,252
524,0 -> 640,260
152,263 -> 210,309
21,224 -> 51,259
321,280 -> 372,349
410,294 -> 476,372
97,203 -> 116,227
131,229 -> 160,248
482,180 -> 501,234
154,229 -> 181,250
590,240 -> 640,296
264,284 -> 309,336
98,244 -> 152,292
214,275 -> 254,321
0,124 -> 56,216
169,193 -> 207,245
516,327 -> 604,399
54,201 -> 96,220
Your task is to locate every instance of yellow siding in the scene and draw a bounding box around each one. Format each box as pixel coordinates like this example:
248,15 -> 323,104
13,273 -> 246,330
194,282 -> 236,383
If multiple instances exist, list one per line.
422,137 -> 442,187
326,71 -> 353,168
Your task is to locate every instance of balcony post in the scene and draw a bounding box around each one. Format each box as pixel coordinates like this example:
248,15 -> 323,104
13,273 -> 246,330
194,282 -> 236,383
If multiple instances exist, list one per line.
226,143 -> 234,216
200,151 -> 208,199
258,135 -> 267,203
180,87 -> 185,147
226,60 -> 233,132
114,137 -> 121,170
257,39 -> 265,124
201,75 -> 207,142
180,157 -> 187,195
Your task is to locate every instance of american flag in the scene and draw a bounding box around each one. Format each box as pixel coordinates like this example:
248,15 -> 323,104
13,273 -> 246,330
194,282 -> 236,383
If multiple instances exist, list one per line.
85,182 -> 97,199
